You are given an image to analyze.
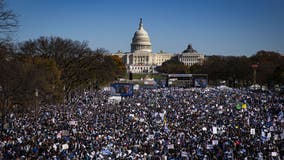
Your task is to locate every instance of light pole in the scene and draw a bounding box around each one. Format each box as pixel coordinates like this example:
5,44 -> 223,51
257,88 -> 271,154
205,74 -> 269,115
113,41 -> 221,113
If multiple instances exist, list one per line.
251,64 -> 258,89
0,85 -> 4,130
89,81 -> 92,92
63,85 -> 65,119
35,88 -> 38,120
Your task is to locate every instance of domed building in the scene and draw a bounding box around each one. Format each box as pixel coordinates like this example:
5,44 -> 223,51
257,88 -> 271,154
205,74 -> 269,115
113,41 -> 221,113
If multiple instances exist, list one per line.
125,18 -> 173,73
131,18 -> 152,53
178,44 -> 204,66
113,18 -> 204,73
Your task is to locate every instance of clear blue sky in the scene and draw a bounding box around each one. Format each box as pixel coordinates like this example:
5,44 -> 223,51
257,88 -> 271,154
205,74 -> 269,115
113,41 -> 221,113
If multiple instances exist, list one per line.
7,0 -> 284,56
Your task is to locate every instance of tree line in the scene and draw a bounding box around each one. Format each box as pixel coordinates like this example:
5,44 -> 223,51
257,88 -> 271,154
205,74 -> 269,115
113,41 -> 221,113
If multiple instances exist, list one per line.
191,51 -> 284,87
158,51 -> 284,87
0,0 -> 126,113
0,37 -> 126,113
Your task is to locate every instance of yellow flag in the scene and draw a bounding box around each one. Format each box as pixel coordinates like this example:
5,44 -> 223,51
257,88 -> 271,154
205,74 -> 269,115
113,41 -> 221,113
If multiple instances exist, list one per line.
242,103 -> 247,109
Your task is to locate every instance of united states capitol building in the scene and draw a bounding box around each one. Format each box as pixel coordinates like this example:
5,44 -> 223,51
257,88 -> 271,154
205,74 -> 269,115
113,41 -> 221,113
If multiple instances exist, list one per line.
113,18 -> 204,73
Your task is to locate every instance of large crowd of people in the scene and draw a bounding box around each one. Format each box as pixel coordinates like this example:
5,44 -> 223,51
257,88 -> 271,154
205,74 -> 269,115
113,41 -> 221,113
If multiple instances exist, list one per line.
0,86 -> 283,159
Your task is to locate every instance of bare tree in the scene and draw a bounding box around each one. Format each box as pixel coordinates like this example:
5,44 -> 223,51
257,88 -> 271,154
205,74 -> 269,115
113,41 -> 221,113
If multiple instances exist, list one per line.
0,0 -> 17,34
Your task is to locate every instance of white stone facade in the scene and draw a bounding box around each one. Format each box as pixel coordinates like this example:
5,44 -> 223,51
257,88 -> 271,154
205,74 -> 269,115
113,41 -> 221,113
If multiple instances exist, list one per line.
125,19 -> 173,73
178,44 -> 204,66
129,65 -> 154,73
112,19 -> 204,73
152,53 -> 173,66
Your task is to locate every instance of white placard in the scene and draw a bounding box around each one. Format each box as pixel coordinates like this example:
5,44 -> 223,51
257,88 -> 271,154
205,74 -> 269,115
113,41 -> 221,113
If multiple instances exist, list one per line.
271,152 -> 278,157
281,133 -> 284,140
167,144 -> 174,149
206,144 -> 213,149
261,131 -> 265,137
17,138 -> 22,143
52,118 -> 55,123
267,132 -> 271,139
212,140 -> 218,145
53,144 -> 57,151
250,128 -> 255,135
274,134 -> 278,140
57,132 -> 62,139
69,120 -> 78,126
148,134 -> 154,139
62,144 -> 69,150
213,127 -> 217,134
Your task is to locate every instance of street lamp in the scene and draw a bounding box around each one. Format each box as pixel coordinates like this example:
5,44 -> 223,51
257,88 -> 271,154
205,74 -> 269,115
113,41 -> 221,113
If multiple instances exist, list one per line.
35,88 -> 38,120
63,85 -> 65,119
89,81 -> 92,92
0,85 -> 4,129
0,86 -> 2,104
251,64 -> 258,89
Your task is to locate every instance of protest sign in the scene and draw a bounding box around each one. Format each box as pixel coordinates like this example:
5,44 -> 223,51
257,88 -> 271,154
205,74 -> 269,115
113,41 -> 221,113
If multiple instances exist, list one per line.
168,144 -> 174,149
271,152 -> 278,157
62,144 -> 69,150
213,126 -> 217,134
212,140 -> 218,145
236,104 -> 241,110
250,128 -> 255,135
69,120 -> 78,126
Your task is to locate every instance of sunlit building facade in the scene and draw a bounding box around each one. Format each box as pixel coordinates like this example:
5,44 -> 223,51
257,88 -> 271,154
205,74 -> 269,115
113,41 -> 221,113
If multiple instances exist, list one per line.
178,44 -> 204,66
113,19 -> 204,73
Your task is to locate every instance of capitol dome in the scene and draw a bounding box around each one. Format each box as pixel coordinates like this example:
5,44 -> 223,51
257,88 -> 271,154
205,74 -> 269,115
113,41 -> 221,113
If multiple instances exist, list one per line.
182,44 -> 197,53
131,18 -> 152,53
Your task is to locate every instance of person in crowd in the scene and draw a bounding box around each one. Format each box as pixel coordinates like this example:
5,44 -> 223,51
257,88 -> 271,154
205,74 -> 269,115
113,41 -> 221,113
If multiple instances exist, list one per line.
0,87 -> 283,159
